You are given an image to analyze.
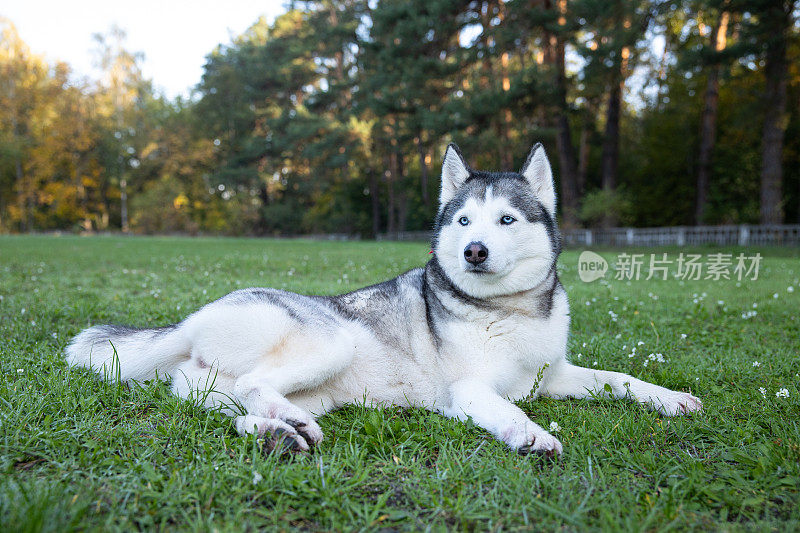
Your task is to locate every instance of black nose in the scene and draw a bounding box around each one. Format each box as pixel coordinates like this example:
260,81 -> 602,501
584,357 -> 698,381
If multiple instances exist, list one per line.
464,242 -> 488,265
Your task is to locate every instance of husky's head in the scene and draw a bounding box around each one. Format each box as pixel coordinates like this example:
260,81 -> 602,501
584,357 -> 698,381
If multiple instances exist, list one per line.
432,143 -> 561,299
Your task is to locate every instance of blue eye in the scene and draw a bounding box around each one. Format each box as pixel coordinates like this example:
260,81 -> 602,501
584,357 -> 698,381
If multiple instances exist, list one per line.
500,215 -> 516,225
458,216 -> 469,226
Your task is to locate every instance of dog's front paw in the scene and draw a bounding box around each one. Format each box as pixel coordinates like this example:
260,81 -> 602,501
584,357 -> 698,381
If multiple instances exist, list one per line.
501,422 -> 563,457
651,390 -> 703,416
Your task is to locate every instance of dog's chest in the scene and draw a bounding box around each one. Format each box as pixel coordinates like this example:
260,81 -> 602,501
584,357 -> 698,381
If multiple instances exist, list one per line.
439,307 -> 566,384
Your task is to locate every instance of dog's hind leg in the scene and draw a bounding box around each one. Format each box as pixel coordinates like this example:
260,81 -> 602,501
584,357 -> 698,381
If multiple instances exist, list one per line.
231,380 -> 323,450
234,414 -> 315,453
170,360 -> 239,415
168,360 -> 323,452
231,327 -> 356,448
540,361 -> 702,416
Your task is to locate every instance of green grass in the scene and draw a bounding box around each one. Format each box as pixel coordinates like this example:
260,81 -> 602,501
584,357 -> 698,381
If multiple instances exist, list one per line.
1,235 -> 799,531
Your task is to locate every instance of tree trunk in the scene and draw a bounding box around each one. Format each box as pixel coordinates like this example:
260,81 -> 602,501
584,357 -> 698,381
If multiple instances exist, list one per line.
120,176 -> 129,233
397,191 -> 409,234
553,37 -> 579,227
328,4 -> 349,109
600,79 -> 621,228
257,182 -> 270,234
695,10 -> 729,225
759,19 -> 788,224
385,151 -> 397,235
10,106 -> 29,231
499,51 -> 513,170
416,134 -> 429,207
544,0 -> 579,227
577,122 -> 589,196
396,149 -> 407,231
369,170 -> 381,237
14,157 -> 26,231
655,33 -> 670,109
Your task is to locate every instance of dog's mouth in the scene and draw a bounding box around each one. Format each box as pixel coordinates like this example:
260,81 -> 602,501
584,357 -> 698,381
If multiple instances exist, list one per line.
465,264 -> 493,274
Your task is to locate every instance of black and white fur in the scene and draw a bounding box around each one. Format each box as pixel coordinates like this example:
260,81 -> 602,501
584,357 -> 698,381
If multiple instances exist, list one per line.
66,143 -> 701,455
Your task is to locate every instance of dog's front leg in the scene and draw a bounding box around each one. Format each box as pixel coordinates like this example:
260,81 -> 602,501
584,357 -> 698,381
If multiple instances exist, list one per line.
540,361 -> 702,416
442,379 -> 563,456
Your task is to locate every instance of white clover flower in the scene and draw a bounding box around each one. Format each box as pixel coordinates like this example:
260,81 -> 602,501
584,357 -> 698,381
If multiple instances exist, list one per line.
752,361 -> 760,367
592,361 -> 598,366
788,286 -> 795,293
776,388 -> 789,398
252,471 -> 263,485
759,387 -> 767,398
637,341 -> 645,346
549,421 -> 560,432
680,334 -> 687,339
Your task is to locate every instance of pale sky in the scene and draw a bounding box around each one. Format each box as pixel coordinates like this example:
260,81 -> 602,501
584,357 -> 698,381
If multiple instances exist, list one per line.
3,0 -> 287,99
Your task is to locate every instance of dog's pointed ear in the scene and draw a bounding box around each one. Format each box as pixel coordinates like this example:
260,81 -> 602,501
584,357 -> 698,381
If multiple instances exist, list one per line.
520,143 -> 556,216
440,143 -> 470,206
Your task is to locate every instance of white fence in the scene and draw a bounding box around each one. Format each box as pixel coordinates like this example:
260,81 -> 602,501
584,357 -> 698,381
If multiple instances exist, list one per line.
377,225 -> 800,246
563,225 -> 800,247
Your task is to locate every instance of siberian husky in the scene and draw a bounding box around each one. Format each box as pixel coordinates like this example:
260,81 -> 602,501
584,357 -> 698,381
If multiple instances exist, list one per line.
66,143 -> 701,456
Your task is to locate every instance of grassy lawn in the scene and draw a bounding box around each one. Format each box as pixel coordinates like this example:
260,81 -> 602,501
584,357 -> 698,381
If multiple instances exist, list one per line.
1,235 -> 799,531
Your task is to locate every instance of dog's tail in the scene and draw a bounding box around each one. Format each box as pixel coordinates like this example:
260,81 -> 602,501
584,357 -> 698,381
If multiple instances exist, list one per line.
65,323 -> 191,382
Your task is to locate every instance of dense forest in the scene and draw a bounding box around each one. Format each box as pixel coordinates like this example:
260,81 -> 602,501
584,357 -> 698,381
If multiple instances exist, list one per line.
1,0 -> 798,236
